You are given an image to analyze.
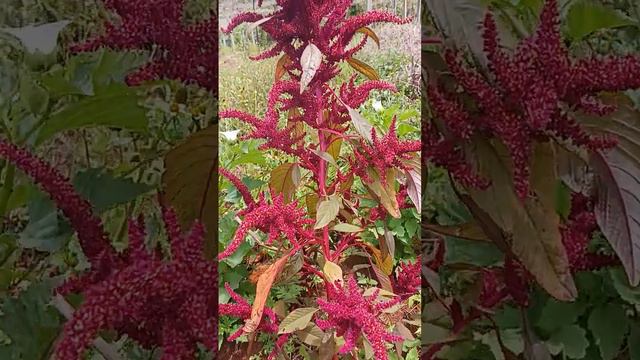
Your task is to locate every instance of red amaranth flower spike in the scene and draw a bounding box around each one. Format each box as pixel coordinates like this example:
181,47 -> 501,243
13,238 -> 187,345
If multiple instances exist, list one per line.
393,258 -> 421,299
218,193 -> 314,260
219,283 -> 279,340
0,139 -> 217,359
317,276 -> 402,360
73,0 -> 218,93
428,0 -> 640,199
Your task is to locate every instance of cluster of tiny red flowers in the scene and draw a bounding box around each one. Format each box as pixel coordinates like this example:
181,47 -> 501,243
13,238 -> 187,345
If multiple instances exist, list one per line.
73,0 -> 218,93
352,118 -> 421,183
426,0 -> 640,198
316,276 -> 402,360
0,140 -> 217,359
392,257 -> 421,299
218,169 -> 315,260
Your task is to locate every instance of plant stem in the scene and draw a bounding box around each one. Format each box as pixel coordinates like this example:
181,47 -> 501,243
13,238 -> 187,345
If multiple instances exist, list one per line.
316,87 -> 331,260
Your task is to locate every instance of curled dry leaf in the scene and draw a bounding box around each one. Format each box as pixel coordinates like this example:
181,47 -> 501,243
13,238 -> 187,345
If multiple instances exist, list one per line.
275,53 -> 292,82
244,254 -> 291,333
356,27 -> 380,47
300,43 -> 322,94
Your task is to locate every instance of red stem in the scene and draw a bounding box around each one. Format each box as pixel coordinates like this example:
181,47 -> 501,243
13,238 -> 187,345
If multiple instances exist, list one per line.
316,86 -> 331,261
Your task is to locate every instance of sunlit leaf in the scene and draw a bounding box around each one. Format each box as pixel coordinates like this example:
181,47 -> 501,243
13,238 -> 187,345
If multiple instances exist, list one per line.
244,254 -> 290,333
278,307 -> 319,334
300,43 -> 322,93
346,57 -> 380,80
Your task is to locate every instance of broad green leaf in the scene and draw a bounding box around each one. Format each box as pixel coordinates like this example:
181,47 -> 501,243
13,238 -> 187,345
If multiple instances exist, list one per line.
332,223 -> 363,233
566,0 -> 635,41
588,303 -> 629,360
270,162 -> 299,203
546,325 -> 589,359
36,84 -> 147,144
610,268 -> 640,305
73,168 -> 151,213
465,139 -> 576,300
314,195 -> 340,229
323,260 -> 343,285
162,124 -> 217,257
0,281 -> 62,360
278,307 -> 319,334
19,193 -> 72,252
19,70 -> 49,115
537,298 -> 586,333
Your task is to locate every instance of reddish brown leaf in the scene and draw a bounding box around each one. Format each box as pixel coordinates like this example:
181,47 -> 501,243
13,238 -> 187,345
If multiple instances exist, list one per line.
244,254 -> 290,333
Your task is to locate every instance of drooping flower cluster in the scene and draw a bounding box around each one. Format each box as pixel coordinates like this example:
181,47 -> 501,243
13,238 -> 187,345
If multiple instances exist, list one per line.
218,169 -> 315,260
0,140 -> 217,359
426,0 -> 640,198
393,258 -> 421,299
316,276 -> 402,360
561,193 -> 619,272
73,0 -> 218,93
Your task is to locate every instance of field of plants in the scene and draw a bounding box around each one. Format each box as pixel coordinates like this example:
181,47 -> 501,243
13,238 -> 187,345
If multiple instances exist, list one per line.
218,0 -> 421,359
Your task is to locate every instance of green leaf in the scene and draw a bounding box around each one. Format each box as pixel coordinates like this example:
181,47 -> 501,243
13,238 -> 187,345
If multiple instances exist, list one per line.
332,223 -> 363,233
19,70 -> 49,115
72,168 -> 151,213
566,0 -> 636,41
536,298 -> 586,333
588,303 -> 629,360
36,84 -> 148,144
630,324 -> 640,360
18,192 -> 72,252
0,281 -> 62,360
546,325 -> 589,359
278,307 -> 319,334
610,267 -> 640,305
